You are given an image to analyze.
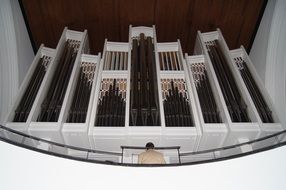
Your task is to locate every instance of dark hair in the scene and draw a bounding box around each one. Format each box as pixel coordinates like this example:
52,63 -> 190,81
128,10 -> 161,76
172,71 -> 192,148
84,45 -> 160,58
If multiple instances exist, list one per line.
145,142 -> 154,150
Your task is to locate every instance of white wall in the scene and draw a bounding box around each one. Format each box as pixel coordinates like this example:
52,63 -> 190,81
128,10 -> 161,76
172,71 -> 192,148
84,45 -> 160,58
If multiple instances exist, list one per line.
250,0 -> 276,83
250,0 -> 286,128
0,0 -> 34,122
1,140 -> 286,190
10,0 -> 34,83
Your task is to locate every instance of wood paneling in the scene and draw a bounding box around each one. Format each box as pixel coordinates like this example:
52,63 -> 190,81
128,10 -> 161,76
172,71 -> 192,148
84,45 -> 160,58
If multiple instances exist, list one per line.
155,0 -> 191,51
119,0 -> 156,41
21,0 -> 266,54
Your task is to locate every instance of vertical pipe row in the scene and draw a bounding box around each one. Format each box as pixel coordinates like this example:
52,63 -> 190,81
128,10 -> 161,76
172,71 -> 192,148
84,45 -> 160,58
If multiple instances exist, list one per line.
162,79 -> 193,126
67,62 -> 95,123
206,40 -> 250,122
95,79 -> 126,126
104,51 -> 128,70
13,55 -> 51,122
159,51 -> 182,71
130,33 -> 160,126
234,57 -> 273,123
190,63 -> 221,123
38,40 -> 80,122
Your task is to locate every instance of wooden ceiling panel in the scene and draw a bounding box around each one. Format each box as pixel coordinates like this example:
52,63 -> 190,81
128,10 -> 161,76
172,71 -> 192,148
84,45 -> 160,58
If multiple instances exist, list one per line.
155,0 -> 192,51
21,0 -> 266,54
83,0 -> 120,52
185,0 -> 263,53
119,0 -> 156,41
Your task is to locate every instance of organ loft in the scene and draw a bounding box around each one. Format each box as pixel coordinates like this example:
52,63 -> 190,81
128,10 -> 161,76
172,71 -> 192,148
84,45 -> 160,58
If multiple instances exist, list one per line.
3,24 -> 283,164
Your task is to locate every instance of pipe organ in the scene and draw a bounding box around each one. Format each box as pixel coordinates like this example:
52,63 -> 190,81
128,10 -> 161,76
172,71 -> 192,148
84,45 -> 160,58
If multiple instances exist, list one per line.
4,26 -> 282,152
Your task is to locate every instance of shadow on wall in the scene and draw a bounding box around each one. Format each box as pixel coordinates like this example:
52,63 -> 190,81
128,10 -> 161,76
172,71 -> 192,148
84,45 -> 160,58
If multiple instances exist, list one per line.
0,0 -> 34,122
250,0 -> 286,129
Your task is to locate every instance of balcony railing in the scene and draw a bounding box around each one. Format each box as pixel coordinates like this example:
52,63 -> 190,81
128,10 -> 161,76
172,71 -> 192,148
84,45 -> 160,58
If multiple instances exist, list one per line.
0,124 -> 285,166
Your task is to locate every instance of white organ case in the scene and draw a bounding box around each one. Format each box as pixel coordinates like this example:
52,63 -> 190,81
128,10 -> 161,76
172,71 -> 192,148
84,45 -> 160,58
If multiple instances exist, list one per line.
194,29 -> 261,146
230,46 -> 283,150
185,54 -> 227,150
5,45 -> 55,132
4,26 -> 283,153
28,28 -> 89,143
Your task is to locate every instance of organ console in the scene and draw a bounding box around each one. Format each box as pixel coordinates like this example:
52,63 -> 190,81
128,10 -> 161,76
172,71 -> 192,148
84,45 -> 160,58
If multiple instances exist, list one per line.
4,26 -> 282,152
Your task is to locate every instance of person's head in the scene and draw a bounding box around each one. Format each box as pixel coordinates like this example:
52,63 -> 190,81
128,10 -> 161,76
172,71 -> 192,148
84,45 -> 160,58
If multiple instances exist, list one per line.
145,142 -> 155,150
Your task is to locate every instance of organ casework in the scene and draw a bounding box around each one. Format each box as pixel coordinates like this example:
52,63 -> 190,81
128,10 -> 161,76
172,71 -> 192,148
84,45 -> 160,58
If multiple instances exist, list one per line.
13,56 -> 51,122
206,40 -> 250,122
38,40 -> 80,122
191,63 -> 221,123
130,33 -> 160,126
67,62 -> 95,123
95,79 -> 126,126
